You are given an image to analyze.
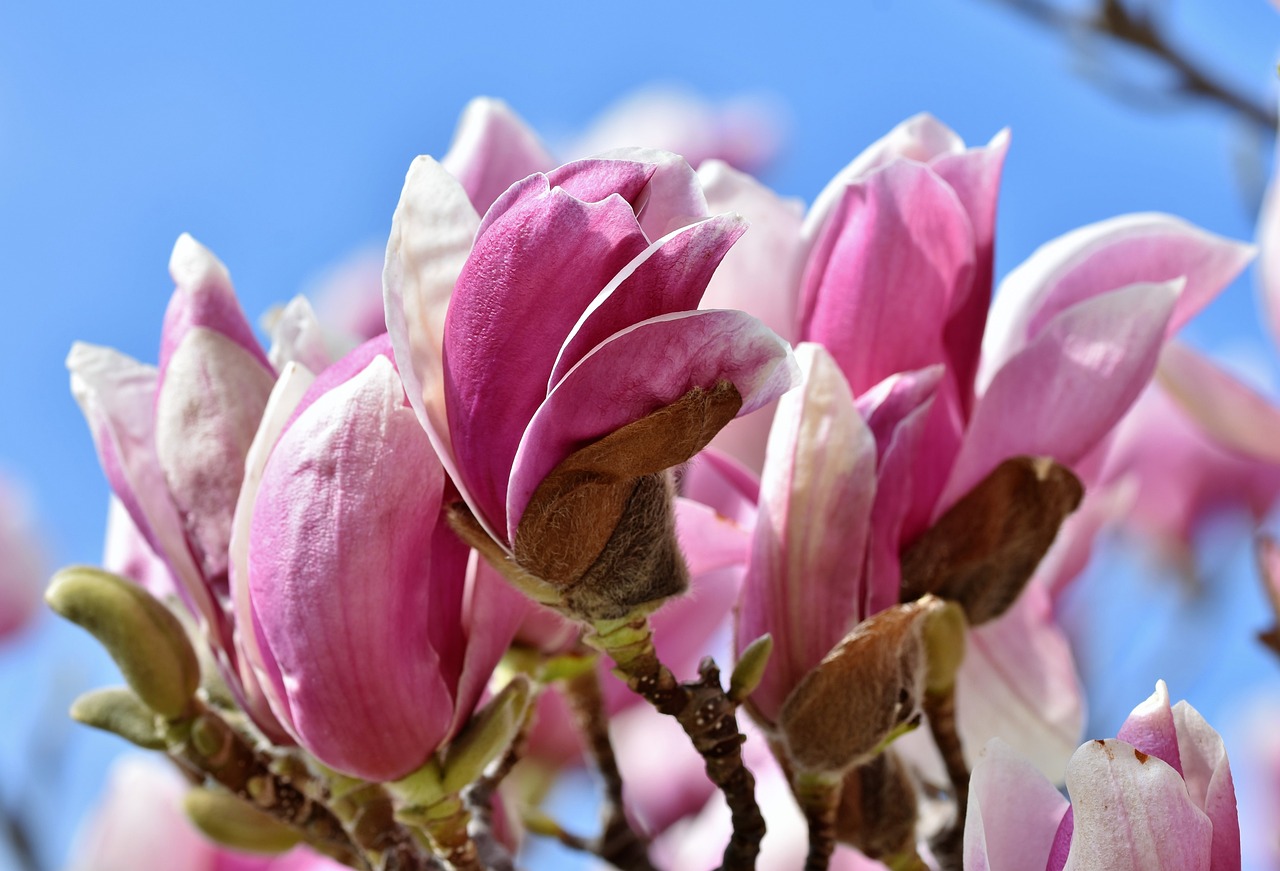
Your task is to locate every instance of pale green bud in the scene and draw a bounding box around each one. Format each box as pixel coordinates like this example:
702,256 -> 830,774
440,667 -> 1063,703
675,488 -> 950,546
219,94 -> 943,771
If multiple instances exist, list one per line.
183,787 -> 302,854
46,566 -> 199,719
69,687 -> 165,750
729,633 -> 773,704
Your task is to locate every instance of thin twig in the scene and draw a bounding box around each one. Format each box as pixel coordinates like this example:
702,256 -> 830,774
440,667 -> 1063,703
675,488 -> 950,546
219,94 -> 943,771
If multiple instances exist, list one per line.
923,688 -> 968,871
982,0 -> 1277,136
562,665 -> 657,871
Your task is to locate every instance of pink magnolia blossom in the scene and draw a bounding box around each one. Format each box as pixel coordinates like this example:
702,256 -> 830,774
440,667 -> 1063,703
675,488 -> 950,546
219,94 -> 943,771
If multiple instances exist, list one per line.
0,473 -> 45,640
67,755 -> 344,871
965,681 -> 1240,871
729,114 -> 1250,775
384,150 -> 796,615
68,234 -> 288,740
235,336 -> 526,781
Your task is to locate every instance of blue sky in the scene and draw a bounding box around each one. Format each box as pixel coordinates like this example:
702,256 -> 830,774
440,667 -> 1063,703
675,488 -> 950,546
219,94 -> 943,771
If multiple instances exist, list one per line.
1,1 -> 1279,867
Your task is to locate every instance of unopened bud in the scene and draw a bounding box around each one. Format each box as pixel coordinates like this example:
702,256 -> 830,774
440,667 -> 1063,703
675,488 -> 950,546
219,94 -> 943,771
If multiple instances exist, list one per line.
70,687 -> 165,750
46,566 -> 199,719
183,787 -> 302,853
729,633 -> 773,704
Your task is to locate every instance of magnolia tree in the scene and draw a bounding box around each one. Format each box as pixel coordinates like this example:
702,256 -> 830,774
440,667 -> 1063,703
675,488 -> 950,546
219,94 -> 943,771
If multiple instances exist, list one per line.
51,98 -> 1264,871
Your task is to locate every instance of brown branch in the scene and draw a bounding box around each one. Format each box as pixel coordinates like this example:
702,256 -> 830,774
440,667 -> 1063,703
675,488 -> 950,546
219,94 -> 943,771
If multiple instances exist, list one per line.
562,666 -> 657,871
587,617 -> 765,871
923,688 -> 968,871
791,773 -> 840,871
982,0 -> 1277,136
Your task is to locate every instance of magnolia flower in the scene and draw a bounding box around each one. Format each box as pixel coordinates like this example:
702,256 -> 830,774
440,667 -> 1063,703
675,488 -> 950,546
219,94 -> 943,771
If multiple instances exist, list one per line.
385,150 -> 795,621
965,681 -> 1240,870
68,234 -> 287,740
234,336 -> 526,781
725,113 -> 1252,783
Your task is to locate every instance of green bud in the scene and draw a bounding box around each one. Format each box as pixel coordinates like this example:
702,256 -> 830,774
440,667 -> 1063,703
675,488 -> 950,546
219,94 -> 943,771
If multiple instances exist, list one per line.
441,675 -> 532,795
183,787 -> 302,854
921,599 -> 967,696
69,687 -> 165,750
729,633 -> 773,704
46,566 -> 200,719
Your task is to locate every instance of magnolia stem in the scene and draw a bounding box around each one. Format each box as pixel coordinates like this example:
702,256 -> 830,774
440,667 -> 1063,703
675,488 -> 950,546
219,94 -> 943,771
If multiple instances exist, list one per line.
562,665 -> 657,871
793,772 -> 841,871
924,687 -> 968,871
586,616 -> 765,871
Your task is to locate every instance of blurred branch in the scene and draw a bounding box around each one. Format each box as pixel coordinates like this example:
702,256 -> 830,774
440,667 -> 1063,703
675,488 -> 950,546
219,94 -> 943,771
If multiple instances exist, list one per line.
984,0 -> 1277,136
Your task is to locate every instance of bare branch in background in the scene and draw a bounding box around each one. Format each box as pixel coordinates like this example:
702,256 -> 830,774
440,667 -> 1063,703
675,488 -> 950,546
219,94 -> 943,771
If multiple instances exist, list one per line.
984,0 -> 1277,136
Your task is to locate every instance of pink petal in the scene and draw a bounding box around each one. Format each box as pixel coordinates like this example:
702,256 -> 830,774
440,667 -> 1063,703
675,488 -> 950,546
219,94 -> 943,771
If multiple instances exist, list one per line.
584,147 -> 709,240
445,184 -> 649,534
267,294 -> 353,374
1257,172 -> 1280,345
229,361 -> 314,743
441,97 -> 555,215
736,344 -> 876,723
248,355 -> 455,780
102,496 -> 174,603
798,159 -> 976,397
1171,701 -> 1241,871
940,280 -> 1181,515
66,343 -> 220,644
1156,341 -> 1280,464
154,327 -> 274,592
550,213 -> 747,385
698,160 -> 806,473
679,448 -> 762,529
981,215 -> 1254,387
1117,681 -> 1184,776
859,367 -> 943,617
803,113 -> 968,246
964,738 -> 1070,871
161,234 -> 272,374
506,309 -> 797,538
957,582 -> 1085,784
1062,738 -> 1213,871
383,156 -> 483,526
674,496 -> 751,577
0,475 -> 45,639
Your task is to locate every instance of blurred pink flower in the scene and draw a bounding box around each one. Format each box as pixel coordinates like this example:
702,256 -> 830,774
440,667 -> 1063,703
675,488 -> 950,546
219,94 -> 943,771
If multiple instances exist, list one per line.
0,472 -> 45,640
67,755 -> 344,871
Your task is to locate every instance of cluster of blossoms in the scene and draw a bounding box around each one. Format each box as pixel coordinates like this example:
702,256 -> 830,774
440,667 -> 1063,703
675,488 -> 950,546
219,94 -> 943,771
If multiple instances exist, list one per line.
53,97 -> 1263,871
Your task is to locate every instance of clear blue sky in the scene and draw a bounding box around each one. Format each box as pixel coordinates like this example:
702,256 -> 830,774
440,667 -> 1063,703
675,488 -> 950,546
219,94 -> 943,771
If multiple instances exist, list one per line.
1,1 -> 1278,867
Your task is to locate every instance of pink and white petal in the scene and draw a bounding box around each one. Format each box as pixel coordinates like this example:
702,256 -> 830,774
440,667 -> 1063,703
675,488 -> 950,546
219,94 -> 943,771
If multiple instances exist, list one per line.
1117,680 -> 1184,775
442,97 -> 555,215
699,160 -> 805,343
162,234 -> 271,373
447,556 -> 531,740
957,582 -> 1085,784
802,114 -> 967,248
940,280 -> 1181,515
1170,701 -> 1241,871
383,156 -> 483,522
981,215 -> 1254,387
66,344 -> 218,641
1258,171 -> 1280,345
1062,738 -> 1213,871
154,327 -> 275,589
506,309 -> 798,538
1156,341 -> 1280,464
584,147 -> 709,239
859,368 -> 943,617
268,294 -> 353,375
446,186 -> 650,533
102,496 -> 174,603
737,344 -> 876,723
675,496 -> 751,578
551,214 -> 747,385
1036,478 -> 1137,602
964,738 -> 1069,871
228,361 -> 315,742
798,160 -> 976,396
932,129 -> 1011,408
248,356 -> 455,780
611,701 -> 718,835
679,448 -> 762,529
